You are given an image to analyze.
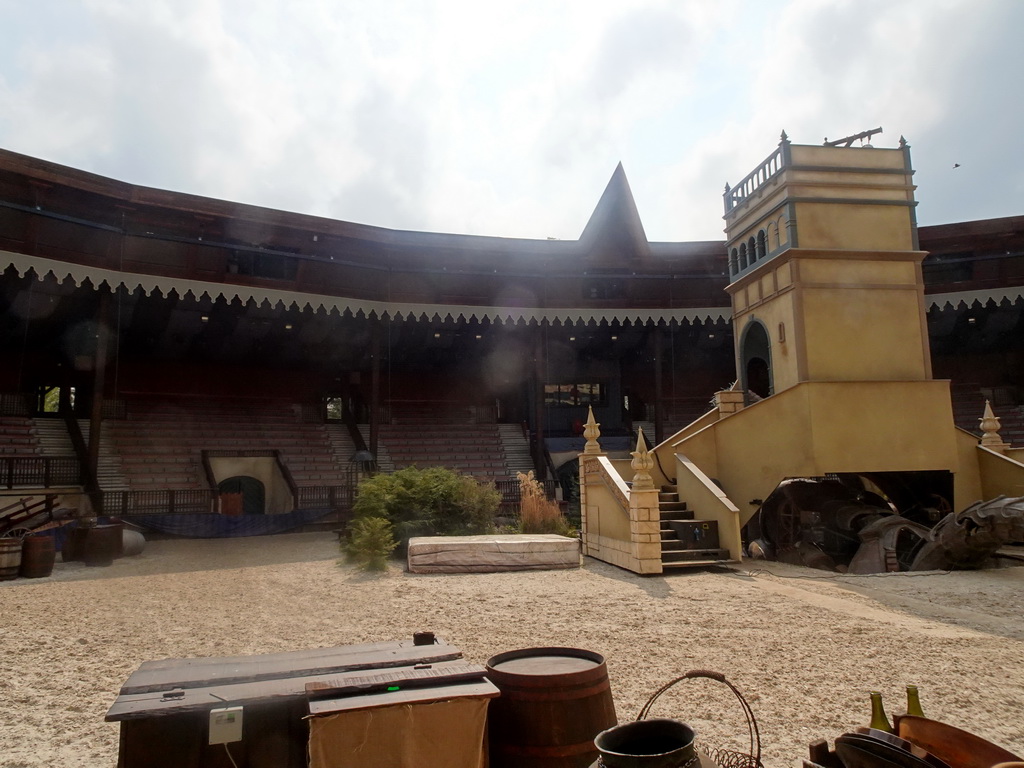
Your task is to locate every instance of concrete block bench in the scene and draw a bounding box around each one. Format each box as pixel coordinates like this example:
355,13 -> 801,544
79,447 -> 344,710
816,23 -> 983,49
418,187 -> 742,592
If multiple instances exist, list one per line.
407,534 -> 581,574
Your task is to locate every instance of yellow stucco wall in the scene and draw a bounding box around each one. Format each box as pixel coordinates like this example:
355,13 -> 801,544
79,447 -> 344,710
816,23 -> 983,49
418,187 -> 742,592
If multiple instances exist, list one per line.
794,203 -> 915,251
662,380 -> 961,527
977,446 -> 1024,501
735,299 -> 799,393
953,428 -> 985,511
802,285 -> 929,381
583,478 -> 631,542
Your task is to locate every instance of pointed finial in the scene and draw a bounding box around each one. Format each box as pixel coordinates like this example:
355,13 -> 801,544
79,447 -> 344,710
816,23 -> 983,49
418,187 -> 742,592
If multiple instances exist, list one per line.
780,130 -> 789,143
899,135 -> 908,148
583,406 -> 603,455
630,428 -> 655,490
724,182 -> 731,193
980,400 -> 1010,451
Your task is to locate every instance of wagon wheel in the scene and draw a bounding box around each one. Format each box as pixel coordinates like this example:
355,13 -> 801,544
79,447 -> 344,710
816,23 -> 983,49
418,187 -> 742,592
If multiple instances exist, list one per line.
2,528 -> 30,540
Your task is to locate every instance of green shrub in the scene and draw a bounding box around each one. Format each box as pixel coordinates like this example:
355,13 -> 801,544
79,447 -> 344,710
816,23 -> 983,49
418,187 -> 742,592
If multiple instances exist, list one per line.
346,516 -> 398,571
352,466 -> 499,547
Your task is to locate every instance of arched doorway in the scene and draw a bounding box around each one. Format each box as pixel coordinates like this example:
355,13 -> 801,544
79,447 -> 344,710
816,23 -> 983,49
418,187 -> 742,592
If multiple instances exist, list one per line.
218,476 -> 266,515
740,320 -> 772,399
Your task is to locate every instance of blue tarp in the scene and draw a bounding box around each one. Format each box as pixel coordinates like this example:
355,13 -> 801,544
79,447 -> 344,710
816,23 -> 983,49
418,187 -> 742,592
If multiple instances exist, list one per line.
119,508 -> 335,538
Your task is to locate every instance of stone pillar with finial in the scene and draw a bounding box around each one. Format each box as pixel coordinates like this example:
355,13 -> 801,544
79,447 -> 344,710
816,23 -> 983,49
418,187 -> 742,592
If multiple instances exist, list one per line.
582,406 -> 602,455
629,427 -> 664,574
579,407 -> 603,557
980,400 -> 1010,453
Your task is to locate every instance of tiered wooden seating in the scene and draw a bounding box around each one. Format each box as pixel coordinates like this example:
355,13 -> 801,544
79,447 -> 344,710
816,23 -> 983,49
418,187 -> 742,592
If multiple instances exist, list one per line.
378,424 -> 510,481
0,416 -> 41,456
389,401 -> 493,426
107,398 -> 348,490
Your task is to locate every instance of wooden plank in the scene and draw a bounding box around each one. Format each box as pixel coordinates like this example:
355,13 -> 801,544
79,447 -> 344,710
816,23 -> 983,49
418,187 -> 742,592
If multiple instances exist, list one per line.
132,637 -> 441,673
119,642 -> 461,695
307,680 -> 499,716
107,660 -> 475,722
305,662 -> 486,699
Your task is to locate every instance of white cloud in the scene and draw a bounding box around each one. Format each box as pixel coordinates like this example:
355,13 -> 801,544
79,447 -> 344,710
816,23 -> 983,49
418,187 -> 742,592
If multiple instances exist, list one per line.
0,0 -> 1020,241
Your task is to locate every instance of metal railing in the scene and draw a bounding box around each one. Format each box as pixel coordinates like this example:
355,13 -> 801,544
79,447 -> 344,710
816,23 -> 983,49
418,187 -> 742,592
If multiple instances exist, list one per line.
0,393 -> 31,417
102,488 -> 217,516
494,477 -> 559,513
297,484 -> 353,511
724,142 -> 787,213
1,456 -> 82,489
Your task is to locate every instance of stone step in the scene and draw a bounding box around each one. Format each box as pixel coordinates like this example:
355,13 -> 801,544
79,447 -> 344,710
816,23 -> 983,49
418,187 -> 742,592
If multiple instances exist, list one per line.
659,518 -> 704,537
661,548 -> 732,563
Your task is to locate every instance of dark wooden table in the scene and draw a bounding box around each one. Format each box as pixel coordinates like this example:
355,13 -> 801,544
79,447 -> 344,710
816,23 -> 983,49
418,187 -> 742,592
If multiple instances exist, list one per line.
106,638 -> 492,768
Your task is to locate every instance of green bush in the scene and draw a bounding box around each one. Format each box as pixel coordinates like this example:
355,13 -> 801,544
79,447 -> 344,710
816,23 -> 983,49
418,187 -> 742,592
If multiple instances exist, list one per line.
352,466 -> 499,547
346,516 -> 398,571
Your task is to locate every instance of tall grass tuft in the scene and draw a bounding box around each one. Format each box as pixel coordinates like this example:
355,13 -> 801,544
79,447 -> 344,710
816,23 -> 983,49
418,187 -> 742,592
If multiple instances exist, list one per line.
517,471 -> 574,536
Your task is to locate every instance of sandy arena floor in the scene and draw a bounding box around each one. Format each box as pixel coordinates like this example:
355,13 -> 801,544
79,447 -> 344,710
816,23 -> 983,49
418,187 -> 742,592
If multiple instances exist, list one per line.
1,532 -> 1023,768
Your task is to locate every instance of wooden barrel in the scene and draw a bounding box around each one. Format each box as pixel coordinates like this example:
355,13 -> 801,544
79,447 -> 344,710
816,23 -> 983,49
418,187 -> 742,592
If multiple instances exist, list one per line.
62,527 -> 87,562
20,534 -> 56,578
486,647 -> 617,768
83,523 -> 124,567
0,537 -> 23,580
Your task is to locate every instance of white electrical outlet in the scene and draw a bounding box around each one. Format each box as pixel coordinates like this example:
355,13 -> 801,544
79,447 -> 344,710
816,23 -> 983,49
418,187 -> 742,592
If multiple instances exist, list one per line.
209,706 -> 244,745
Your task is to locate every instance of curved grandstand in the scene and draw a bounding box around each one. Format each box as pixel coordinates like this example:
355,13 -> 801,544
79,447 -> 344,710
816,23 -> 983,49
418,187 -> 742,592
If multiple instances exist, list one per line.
1,143 -> 1022,534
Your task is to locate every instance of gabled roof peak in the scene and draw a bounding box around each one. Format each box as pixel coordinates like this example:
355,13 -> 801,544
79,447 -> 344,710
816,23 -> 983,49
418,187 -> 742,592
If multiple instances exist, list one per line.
580,164 -> 650,262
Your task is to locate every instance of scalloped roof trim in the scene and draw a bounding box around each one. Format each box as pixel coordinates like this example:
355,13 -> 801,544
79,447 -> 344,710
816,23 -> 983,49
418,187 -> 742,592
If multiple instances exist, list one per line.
3,251 -> 731,325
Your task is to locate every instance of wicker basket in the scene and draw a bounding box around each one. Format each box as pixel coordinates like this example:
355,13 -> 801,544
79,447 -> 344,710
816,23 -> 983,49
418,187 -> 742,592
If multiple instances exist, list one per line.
635,669 -> 763,768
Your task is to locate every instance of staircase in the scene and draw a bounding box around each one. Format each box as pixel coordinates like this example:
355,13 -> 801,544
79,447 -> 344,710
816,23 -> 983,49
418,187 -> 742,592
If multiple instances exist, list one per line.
633,421 -> 656,447
324,424 -> 358,467
497,424 -> 534,477
32,418 -> 130,490
658,485 -> 732,568
358,426 -> 396,473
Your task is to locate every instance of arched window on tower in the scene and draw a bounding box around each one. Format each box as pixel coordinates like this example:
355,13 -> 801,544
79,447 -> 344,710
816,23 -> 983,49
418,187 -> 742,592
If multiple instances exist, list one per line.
747,237 -> 757,264
740,320 -> 773,399
739,243 -> 748,270
757,230 -> 767,260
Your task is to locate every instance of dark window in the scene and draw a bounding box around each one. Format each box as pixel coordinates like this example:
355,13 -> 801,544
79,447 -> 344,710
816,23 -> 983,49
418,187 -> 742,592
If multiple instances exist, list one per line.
227,249 -> 299,281
582,279 -> 625,300
544,383 -> 606,407
922,252 -> 973,285
325,396 -> 345,421
37,385 -> 74,414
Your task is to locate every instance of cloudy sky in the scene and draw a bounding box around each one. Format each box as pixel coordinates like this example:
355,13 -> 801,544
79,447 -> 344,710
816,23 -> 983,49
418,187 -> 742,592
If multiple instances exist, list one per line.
1,0 -> 1020,242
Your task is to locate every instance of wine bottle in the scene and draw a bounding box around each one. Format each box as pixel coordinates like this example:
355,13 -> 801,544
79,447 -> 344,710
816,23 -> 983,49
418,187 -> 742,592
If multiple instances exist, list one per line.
869,691 -> 894,733
906,685 -> 924,717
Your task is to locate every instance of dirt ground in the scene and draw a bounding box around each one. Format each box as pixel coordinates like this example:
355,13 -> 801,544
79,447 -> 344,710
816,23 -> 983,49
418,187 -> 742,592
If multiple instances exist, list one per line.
2,532 -> 1023,768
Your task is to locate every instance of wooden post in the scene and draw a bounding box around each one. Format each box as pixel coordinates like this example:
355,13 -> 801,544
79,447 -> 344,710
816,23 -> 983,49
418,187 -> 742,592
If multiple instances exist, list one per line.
533,323 -> 547,481
88,290 -> 111,515
653,324 -> 664,445
369,317 -> 381,459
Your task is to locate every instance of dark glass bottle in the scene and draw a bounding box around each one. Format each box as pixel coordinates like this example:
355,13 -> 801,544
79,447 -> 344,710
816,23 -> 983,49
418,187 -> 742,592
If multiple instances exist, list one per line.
906,685 -> 924,717
869,691 -> 894,733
